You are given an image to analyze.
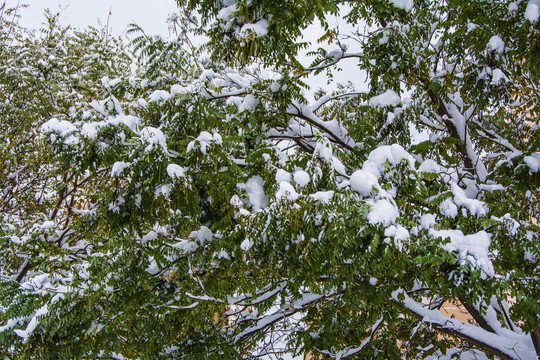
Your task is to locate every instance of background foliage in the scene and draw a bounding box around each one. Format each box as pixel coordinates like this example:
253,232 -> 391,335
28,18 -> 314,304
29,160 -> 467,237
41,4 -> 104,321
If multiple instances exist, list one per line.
1,0 -> 539,359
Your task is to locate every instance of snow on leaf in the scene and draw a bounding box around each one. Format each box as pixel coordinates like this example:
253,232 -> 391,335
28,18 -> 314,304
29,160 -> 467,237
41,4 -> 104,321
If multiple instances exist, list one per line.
41,118 -> 78,143
246,176 -> 268,211
525,1 -> 540,22
350,169 -> 378,197
368,89 -> 401,107
451,182 -> 488,217
189,226 -> 213,244
240,238 -> 254,251
148,90 -> 171,103
239,19 -> 269,39
523,154 -> 540,172
439,198 -> 458,218
365,144 -> 415,178
293,170 -> 310,187
140,126 -> 169,153
430,229 -> 494,278
389,0 -> 414,12
309,191 -> 334,203
275,182 -> 299,202
167,164 -> 186,178
487,35 -> 505,54
276,169 -> 291,183
368,199 -> 399,226
111,161 -> 130,176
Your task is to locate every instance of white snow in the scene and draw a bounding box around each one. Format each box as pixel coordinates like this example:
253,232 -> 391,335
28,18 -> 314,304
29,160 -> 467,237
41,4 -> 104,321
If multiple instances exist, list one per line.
13,294 -> 62,342
309,191 -> 334,203
171,239 -> 199,253
140,126 -> 169,153
190,226 -> 213,244
148,90 -> 171,102
491,68 -> 508,85
275,169 -> 291,184
216,4 -> 238,21
246,176 -> 268,211
439,198 -> 458,218
430,229 -> 494,278
420,214 -> 436,229
14,304 -> 48,341
240,238 -> 254,251
275,182 -> 299,202
230,195 -> 244,208
350,169 -> 378,196
395,291 -> 536,360
368,199 -> 399,226
239,19 -> 269,38
487,35 -> 505,54
111,161 -> 130,176
418,159 -> 444,174
389,0 -> 414,11
187,131 -> 223,154
368,89 -> 401,107
365,144 -> 415,178
270,81 -> 281,92
109,78 -> 122,88
171,84 -> 188,95
293,170 -> 310,187
524,153 -> 540,172
525,1 -> 540,22
41,118 -> 77,140
385,225 -> 410,240
146,258 -> 160,275
314,141 -> 333,162
167,164 -> 186,178
332,156 -> 347,175
395,226 -> 410,240
142,230 -> 158,243
81,122 -> 99,139
239,94 -> 259,112
451,182 -> 488,217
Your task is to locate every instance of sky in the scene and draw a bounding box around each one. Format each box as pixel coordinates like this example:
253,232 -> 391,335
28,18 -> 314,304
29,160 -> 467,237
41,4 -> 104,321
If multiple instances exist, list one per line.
4,0 -> 179,37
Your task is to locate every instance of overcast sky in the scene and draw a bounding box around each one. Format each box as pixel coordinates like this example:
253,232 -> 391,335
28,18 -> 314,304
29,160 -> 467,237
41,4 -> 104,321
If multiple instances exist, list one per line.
4,0 -> 179,36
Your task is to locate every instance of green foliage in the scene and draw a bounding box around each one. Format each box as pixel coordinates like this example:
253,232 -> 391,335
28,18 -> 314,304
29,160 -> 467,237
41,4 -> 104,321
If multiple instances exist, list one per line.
1,0 -> 540,359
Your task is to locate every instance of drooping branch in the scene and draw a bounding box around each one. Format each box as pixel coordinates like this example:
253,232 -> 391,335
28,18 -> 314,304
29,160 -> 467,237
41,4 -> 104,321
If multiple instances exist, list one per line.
395,291 -> 536,360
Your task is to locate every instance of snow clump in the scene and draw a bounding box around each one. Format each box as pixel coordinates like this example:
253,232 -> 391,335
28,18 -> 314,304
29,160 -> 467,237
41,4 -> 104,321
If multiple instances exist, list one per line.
389,0 -> 414,11
275,182 -> 299,202
524,153 -> 540,172
366,144 -> 415,178
368,199 -> 399,226
451,182 -> 488,217
239,19 -> 269,38
187,131 -> 223,154
430,229 -> 494,278
246,176 -> 268,211
141,126 -> 169,153
293,170 -> 310,187
368,89 -> 401,108
487,35 -> 505,54
167,164 -> 185,178
111,161 -> 130,176
190,226 -> 214,244
525,1 -> 540,22
350,170 -> 378,197
275,169 -> 291,183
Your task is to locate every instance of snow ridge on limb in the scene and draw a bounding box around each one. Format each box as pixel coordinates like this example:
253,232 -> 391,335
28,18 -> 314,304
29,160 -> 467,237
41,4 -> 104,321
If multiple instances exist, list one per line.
394,290 -> 536,360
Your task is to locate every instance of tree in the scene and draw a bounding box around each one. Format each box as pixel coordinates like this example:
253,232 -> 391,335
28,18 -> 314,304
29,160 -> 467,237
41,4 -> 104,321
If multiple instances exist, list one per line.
1,0 -> 539,359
